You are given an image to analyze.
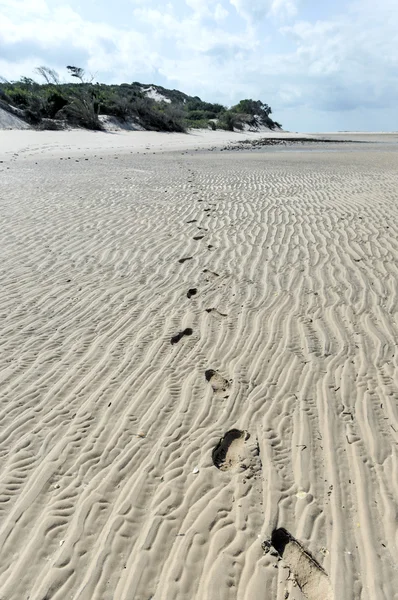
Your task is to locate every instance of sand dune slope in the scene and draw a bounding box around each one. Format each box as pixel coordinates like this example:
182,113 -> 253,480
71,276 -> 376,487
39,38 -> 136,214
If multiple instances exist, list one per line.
0,107 -> 31,130
0,142 -> 397,599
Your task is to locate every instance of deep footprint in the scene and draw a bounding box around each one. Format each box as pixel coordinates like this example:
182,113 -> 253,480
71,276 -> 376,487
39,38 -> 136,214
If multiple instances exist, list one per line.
178,257 -> 193,264
270,528 -> 333,600
187,288 -> 198,299
170,328 -> 193,345
205,369 -> 231,397
212,429 -> 260,473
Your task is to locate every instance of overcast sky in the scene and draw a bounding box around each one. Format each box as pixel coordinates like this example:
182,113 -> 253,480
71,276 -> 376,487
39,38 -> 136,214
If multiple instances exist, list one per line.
1,0 -> 397,131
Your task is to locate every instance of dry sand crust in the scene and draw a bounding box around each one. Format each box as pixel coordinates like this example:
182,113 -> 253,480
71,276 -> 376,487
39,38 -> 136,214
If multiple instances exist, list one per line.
0,131 -> 397,599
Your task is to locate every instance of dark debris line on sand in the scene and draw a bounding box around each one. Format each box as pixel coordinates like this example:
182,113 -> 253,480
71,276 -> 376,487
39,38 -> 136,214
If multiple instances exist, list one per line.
217,137 -> 367,152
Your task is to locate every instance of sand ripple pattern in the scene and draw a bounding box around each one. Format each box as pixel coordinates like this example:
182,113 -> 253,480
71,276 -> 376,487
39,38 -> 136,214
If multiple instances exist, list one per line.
0,145 -> 398,599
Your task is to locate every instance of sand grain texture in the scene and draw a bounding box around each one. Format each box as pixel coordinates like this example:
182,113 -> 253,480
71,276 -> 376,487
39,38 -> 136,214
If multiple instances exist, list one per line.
0,136 -> 397,599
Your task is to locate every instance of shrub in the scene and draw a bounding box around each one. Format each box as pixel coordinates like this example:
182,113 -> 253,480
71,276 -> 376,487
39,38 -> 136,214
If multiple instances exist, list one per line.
218,111 -> 244,131
103,93 -> 139,121
46,91 -> 68,117
132,97 -> 186,132
7,87 -> 31,107
37,118 -> 65,130
186,118 -> 213,129
61,95 -> 102,130
188,109 -> 208,121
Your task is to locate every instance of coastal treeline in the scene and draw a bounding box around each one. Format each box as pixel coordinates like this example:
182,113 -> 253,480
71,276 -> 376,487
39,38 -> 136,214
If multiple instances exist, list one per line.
0,66 -> 281,132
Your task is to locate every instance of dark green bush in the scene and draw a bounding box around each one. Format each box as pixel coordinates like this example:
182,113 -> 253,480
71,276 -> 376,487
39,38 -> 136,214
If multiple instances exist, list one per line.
7,87 -> 31,107
218,111 -> 244,131
134,99 -> 186,132
186,118 -> 214,129
60,95 -> 102,130
188,110 -> 209,121
45,91 -> 68,118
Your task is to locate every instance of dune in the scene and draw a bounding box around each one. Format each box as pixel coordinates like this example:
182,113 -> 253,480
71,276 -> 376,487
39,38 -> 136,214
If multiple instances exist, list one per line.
0,131 -> 397,599
0,106 -> 31,130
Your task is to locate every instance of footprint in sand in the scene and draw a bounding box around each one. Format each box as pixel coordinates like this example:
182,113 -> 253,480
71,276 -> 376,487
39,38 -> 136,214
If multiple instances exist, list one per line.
170,328 -> 193,345
187,288 -> 197,299
212,429 -> 261,473
269,528 -> 333,600
178,257 -> 193,264
193,235 -> 205,241
205,369 -> 231,397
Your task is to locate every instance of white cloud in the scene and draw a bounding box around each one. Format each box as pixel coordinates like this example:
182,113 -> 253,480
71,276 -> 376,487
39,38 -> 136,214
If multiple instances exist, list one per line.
279,2 -> 398,112
230,0 -> 298,21
0,1 -> 160,82
214,3 -> 229,21
184,0 -> 229,22
0,0 -> 49,15
185,0 -> 210,15
269,0 -> 297,18
133,5 -> 254,55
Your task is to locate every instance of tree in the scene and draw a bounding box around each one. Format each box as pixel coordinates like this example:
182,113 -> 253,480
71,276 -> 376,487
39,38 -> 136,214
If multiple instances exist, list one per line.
220,111 -> 244,131
66,66 -> 96,84
66,65 -> 86,83
35,66 -> 60,85
230,98 -> 275,128
231,99 -> 272,116
20,77 -> 36,86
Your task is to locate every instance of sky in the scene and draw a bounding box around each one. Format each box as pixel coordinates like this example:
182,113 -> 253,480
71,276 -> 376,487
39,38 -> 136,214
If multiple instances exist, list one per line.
0,0 -> 397,131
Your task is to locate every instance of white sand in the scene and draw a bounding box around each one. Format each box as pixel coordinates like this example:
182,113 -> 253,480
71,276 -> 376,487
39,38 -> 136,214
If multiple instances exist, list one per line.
0,128 -> 295,160
0,131 -> 397,599
1,128 -> 397,161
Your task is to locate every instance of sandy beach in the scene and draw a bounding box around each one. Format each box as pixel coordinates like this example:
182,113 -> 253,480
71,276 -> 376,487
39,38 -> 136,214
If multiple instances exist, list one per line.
0,130 -> 397,600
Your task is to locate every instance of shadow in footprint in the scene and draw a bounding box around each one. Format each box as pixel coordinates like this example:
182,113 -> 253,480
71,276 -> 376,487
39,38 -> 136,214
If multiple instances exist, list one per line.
270,528 -> 333,600
271,528 -> 293,555
178,257 -> 193,264
171,328 -> 193,345
205,369 -> 231,397
193,235 -> 205,241
187,288 -> 197,299
212,429 -> 260,474
213,430 -> 247,471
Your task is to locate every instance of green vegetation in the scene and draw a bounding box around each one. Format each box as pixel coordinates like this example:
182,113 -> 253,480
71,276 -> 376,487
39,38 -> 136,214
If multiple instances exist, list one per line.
0,66 -> 281,132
